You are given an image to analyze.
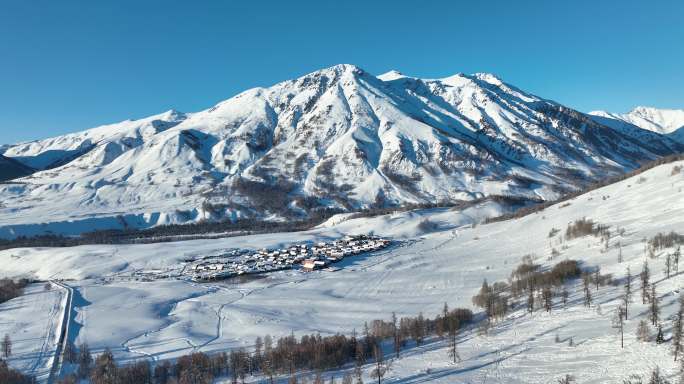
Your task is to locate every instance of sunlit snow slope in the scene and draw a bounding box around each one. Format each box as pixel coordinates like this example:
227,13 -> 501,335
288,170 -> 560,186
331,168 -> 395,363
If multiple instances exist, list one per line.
1,159 -> 683,383
1,65 -> 682,238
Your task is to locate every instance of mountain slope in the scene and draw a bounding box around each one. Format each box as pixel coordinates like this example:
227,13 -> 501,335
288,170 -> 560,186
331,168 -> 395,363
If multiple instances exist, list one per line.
1,156 -> 683,383
1,65 -> 682,238
0,155 -> 35,182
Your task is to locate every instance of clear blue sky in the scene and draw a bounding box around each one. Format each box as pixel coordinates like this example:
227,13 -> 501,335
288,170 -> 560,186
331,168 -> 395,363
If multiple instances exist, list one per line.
1,0 -> 683,144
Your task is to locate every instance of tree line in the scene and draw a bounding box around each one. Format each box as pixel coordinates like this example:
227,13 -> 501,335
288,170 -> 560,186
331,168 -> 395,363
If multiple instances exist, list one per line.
0,279 -> 29,304
54,306 -> 472,384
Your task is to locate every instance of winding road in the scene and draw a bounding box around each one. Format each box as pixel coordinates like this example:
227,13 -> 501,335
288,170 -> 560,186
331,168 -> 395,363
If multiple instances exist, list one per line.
46,281 -> 73,384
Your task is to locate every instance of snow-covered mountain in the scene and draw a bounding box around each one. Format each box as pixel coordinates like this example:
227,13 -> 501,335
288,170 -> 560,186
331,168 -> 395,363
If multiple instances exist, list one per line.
590,106 -> 684,144
1,64 -> 682,237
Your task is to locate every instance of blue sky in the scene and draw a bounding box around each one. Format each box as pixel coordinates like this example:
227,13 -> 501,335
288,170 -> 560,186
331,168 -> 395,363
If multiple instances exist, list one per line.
1,0 -> 682,144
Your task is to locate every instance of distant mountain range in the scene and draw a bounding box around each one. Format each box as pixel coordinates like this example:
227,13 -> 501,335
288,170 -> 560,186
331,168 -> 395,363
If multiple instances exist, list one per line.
589,106 -> 684,144
1,64 -> 682,238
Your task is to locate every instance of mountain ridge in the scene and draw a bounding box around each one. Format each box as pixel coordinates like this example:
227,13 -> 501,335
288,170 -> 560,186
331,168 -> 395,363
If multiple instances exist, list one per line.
0,64 -> 682,238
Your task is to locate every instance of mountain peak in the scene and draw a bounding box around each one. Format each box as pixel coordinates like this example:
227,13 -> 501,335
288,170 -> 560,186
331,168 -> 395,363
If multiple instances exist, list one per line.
377,70 -> 406,81
472,72 -> 504,86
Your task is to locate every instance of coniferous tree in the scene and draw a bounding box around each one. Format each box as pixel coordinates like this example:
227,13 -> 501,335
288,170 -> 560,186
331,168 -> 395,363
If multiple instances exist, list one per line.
656,325 -> 665,344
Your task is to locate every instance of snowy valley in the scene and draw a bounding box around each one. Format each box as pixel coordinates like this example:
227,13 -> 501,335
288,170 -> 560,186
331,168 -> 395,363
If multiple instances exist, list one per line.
0,154 -> 683,383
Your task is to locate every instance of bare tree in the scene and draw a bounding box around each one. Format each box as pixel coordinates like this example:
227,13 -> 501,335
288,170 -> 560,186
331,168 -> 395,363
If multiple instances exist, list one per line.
641,261 -> 650,304
594,266 -> 601,291
1,334 -> 10,358
637,320 -> 651,342
618,241 -> 623,263
675,246 -> 681,274
447,317 -> 460,364
77,342 -> 93,378
582,272 -> 592,307
354,342 -> 365,384
543,287 -> 553,312
650,283 -> 660,326
370,344 -> 390,384
624,267 -> 633,319
666,253 -> 672,279
63,340 -> 77,364
612,305 -> 625,348
391,312 -> 400,358
673,295 -> 684,361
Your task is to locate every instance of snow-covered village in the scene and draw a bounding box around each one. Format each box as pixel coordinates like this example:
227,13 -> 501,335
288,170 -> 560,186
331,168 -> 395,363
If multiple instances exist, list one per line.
1,1 -> 684,383
188,235 -> 390,281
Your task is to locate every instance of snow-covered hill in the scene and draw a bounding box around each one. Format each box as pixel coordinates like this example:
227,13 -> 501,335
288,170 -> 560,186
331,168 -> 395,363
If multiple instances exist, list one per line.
590,106 -> 684,144
1,156 -> 683,383
1,65 -> 682,238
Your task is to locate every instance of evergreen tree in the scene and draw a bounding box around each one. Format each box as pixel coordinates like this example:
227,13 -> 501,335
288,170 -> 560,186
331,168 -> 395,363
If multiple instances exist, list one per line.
656,325 -> 665,344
